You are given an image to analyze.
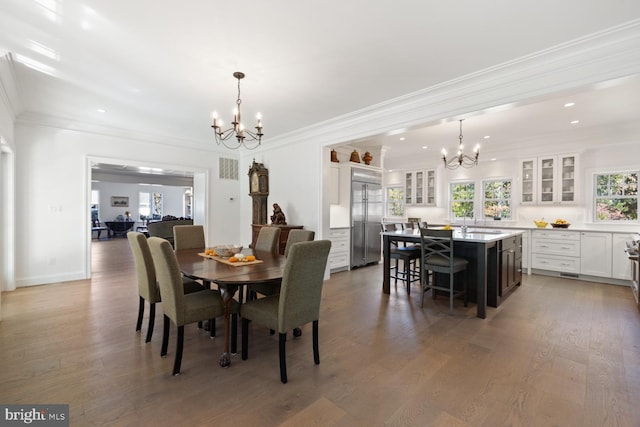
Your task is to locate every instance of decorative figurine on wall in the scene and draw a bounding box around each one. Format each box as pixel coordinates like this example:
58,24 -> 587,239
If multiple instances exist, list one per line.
270,203 -> 287,225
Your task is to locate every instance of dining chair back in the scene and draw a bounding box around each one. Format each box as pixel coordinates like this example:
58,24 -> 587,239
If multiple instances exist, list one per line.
241,240 -> 331,383
173,225 -> 205,250
284,229 -> 315,257
127,231 -> 203,343
254,226 -> 281,253
148,236 -> 237,375
419,227 -> 468,314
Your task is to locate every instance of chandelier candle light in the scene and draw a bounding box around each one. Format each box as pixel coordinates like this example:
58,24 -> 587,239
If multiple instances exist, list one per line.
211,71 -> 263,150
442,119 -> 480,169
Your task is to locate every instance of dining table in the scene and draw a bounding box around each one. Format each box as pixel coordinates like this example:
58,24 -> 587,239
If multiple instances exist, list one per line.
176,247 -> 287,367
381,227 -> 525,318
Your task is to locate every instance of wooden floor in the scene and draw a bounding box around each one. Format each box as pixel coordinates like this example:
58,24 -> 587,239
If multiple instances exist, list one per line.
1,238 -> 639,426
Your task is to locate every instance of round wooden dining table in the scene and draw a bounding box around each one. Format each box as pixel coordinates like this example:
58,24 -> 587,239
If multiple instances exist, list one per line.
175,248 -> 286,367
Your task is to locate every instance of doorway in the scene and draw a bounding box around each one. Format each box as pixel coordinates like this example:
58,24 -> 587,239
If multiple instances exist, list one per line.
86,157 -> 208,278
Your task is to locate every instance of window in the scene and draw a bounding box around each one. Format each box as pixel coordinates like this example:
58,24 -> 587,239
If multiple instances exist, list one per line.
594,172 -> 638,221
90,190 -> 99,221
450,182 -> 474,219
139,192 -> 150,222
483,179 -> 512,219
386,186 -> 405,217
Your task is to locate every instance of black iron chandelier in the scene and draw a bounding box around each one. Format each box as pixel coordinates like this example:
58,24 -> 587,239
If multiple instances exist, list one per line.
211,71 -> 263,150
442,119 -> 479,169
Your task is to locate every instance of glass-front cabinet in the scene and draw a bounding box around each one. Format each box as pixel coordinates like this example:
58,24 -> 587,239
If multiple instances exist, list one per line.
520,154 -> 578,204
426,170 -> 436,205
404,170 -> 433,206
520,159 -> 536,204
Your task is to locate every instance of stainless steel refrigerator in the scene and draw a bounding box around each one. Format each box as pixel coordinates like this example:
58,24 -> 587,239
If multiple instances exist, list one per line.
351,168 -> 382,268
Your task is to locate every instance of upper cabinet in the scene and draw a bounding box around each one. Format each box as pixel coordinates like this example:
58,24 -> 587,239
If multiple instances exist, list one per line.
520,154 -> 578,204
520,159 -> 536,204
405,169 -> 436,206
425,170 -> 436,205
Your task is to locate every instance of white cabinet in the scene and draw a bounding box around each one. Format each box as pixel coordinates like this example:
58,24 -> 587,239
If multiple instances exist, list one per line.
520,154 -> 578,204
612,232 -> 633,280
580,232 -> 612,278
404,169 -> 435,206
425,170 -> 436,205
520,159 -> 536,204
404,170 -> 424,205
521,230 -> 530,270
531,230 -> 580,274
329,164 -> 340,205
329,228 -> 350,272
537,154 -> 578,204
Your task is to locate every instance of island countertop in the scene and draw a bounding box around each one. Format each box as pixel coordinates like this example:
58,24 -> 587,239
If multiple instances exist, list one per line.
383,227 -> 524,243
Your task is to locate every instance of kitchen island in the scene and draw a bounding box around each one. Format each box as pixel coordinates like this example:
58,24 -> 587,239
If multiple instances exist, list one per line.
381,227 -> 525,318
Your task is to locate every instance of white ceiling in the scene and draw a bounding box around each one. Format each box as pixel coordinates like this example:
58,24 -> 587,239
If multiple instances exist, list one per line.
1,1 -> 640,171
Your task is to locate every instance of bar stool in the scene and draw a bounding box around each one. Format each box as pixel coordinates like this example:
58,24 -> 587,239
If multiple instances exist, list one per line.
381,223 -> 421,294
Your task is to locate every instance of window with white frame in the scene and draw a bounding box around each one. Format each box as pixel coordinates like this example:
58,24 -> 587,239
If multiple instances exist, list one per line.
90,189 -> 99,221
386,186 -> 405,217
139,192 -> 150,222
483,179 -> 512,219
594,172 -> 638,221
450,182 -> 475,219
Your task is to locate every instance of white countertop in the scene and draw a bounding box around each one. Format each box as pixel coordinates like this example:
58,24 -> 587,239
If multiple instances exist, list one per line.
430,221 -> 640,234
382,228 -> 524,243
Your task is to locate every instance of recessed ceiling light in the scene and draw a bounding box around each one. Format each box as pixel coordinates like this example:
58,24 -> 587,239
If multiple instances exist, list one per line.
570,120 -> 580,125
399,137 -> 405,141
564,102 -> 575,107
484,135 -> 490,139
422,146 -> 428,149
491,158 -> 497,161
97,108 -> 106,113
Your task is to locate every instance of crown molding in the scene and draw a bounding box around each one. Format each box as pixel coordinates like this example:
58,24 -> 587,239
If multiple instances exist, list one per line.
0,53 -> 22,122
15,110 -> 236,155
265,19 -> 640,151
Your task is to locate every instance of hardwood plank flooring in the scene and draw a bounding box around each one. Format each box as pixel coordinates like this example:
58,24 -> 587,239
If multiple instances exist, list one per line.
1,237 -> 639,426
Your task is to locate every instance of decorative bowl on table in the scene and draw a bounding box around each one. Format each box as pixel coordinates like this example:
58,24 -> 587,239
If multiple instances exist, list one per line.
550,219 -> 570,228
212,245 -> 243,258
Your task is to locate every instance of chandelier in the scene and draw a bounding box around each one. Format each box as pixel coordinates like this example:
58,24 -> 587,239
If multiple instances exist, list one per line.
211,71 -> 263,150
441,119 -> 480,169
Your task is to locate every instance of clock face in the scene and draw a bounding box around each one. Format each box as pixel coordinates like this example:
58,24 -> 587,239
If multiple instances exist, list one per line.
251,172 -> 259,193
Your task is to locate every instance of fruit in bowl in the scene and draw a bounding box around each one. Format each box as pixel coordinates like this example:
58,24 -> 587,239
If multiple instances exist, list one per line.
533,218 -> 548,228
213,245 -> 243,258
551,218 -> 570,228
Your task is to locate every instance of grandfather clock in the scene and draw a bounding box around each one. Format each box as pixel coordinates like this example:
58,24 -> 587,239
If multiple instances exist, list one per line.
248,160 -> 269,225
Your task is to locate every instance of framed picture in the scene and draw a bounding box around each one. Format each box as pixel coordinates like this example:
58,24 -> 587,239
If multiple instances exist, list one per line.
111,196 -> 129,207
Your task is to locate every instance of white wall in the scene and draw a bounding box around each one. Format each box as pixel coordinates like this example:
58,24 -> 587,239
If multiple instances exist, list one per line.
14,123 -> 241,287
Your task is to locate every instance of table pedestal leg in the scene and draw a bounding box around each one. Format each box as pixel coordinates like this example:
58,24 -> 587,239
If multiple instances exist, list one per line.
218,284 -> 237,367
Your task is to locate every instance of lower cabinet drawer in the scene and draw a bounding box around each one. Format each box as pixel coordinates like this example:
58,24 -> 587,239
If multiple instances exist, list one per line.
531,253 -> 580,273
531,239 -> 580,257
329,252 -> 349,270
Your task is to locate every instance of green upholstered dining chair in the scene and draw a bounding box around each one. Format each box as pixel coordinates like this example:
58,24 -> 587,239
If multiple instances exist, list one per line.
172,223 -> 216,331
173,224 -> 206,250
254,226 -> 281,253
241,240 -> 331,383
127,231 -> 204,343
148,236 -> 238,375
283,229 -> 315,257
246,227 -> 282,301
419,227 -> 468,315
